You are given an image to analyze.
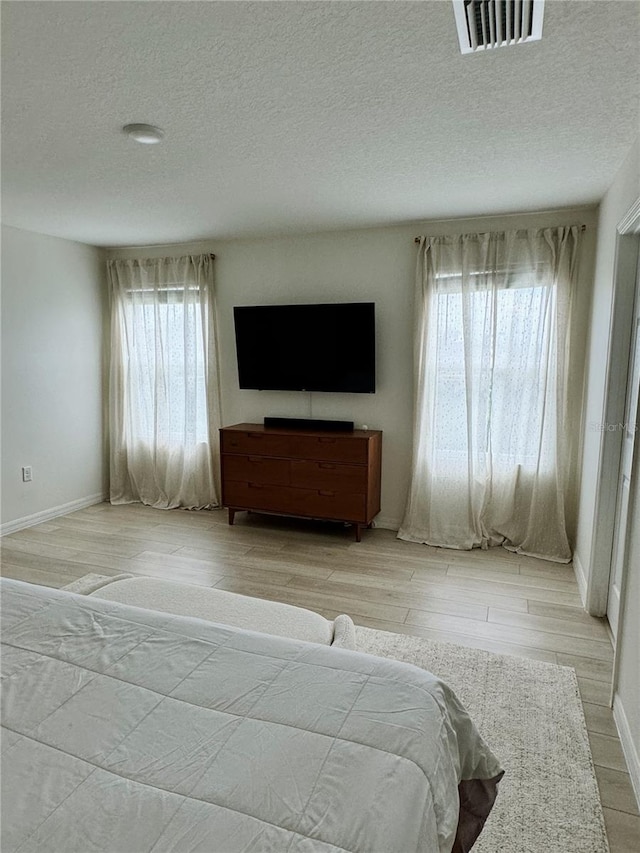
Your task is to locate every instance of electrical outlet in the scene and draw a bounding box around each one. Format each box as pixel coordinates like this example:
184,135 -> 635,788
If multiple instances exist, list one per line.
22,466 -> 32,483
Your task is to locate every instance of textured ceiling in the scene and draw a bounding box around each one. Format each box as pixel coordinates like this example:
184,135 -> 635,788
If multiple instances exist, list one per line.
1,0 -> 639,247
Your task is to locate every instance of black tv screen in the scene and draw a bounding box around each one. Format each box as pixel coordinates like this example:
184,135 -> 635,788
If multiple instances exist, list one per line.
233,302 -> 375,393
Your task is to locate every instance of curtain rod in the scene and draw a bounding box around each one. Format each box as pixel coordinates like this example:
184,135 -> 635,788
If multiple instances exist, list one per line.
106,249 -> 216,258
414,225 -> 586,243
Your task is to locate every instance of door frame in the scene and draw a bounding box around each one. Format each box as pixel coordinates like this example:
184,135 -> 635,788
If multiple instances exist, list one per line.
586,197 -> 640,629
607,255 -> 640,639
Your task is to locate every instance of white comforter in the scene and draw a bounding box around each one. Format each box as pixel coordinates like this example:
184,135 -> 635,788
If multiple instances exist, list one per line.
1,578 -> 502,853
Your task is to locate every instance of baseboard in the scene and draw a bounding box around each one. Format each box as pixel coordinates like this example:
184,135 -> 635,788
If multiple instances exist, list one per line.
373,515 -> 400,531
572,551 -> 588,607
1,493 -> 106,536
613,694 -> 640,810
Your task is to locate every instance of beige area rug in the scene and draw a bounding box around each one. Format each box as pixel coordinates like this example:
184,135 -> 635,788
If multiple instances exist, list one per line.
355,625 -> 609,853
64,574 -> 609,853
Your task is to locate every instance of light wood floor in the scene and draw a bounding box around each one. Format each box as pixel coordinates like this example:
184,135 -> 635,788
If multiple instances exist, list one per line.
2,502 -> 639,851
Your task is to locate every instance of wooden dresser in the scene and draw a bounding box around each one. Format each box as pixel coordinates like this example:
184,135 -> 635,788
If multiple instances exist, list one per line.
220,423 -> 382,541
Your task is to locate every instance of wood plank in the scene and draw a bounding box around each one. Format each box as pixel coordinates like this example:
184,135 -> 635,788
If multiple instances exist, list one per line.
578,677 -> 613,707
488,607 -> 610,641
176,541 -> 288,563
282,541 -> 450,574
53,515 -> 163,535
0,546 -> 122,579
48,549 -> 224,585
518,563 -> 577,581
427,571 -> 584,606
364,537 -> 520,564
212,577 -> 410,624
444,548 -> 522,567
346,535 -> 439,557
583,703 -> 618,738
589,732 -> 630,773
596,767 -> 640,816
528,600 -> 600,624
324,570 -> 530,612
287,575 -> 489,622
1,537 -> 85,561
354,614 -> 559,664
557,653 -> 614,684
1,563 -> 78,588
446,563 -> 578,591
406,610 -> 614,660
214,551 -> 335,580
132,549 -> 249,575
248,544 -> 421,574
7,527 -> 178,557
444,558 -> 522,576
514,555 -> 574,571
54,514 -> 253,554
191,565 -> 297,588
238,549 -> 412,581
129,552 -> 297,588
603,808 -> 640,853
80,504 -> 228,534
8,521 -> 63,534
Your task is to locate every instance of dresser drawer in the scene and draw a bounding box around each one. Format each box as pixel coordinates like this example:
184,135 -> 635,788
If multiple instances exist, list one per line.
290,460 -> 367,492
285,435 -> 369,463
223,482 -> 366,522
294,490 -> 367,522
223,482 -> 298,514
221,430 -> 293,458
221,428 -> 369,463
222,455 -> 290,486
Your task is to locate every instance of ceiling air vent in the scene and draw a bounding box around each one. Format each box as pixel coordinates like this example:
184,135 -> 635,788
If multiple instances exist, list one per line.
453,0 -> 545,54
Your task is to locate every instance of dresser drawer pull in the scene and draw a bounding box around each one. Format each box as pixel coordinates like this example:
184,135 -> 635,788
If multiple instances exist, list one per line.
318,463 -> 336,470
248,456 -> 263,463
318,490 -> 335,497
248,433 -> 263,439
248,482 -> 264,489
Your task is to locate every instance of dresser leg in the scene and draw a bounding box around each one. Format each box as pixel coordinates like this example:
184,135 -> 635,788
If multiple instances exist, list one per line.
354,524 -> 362,543
228,508 -> 236,526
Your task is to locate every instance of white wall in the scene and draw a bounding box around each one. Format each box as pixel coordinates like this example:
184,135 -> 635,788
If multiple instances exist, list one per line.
574,139 -> 640,610
107,205 -> 597,529
615,482 -> 640,806
1,224 -> 107,531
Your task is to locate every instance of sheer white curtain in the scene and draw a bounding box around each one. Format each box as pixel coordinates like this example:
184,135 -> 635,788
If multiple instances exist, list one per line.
108,254 -> 221,509
398,227 -> 582,562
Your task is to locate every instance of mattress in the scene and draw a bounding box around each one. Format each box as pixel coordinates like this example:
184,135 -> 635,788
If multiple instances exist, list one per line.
1,578 -> 503,852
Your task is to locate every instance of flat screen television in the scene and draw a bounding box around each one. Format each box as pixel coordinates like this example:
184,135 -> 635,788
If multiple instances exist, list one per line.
233,302 -> 376,393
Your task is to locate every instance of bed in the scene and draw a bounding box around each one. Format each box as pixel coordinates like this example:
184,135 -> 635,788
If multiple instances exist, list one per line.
1,578 -> 503,853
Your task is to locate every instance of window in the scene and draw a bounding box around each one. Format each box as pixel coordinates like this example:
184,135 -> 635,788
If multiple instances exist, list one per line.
108,255 -> 221,509
123,287 -> 208,447
399,227 -> 581,561
432,273 -> 556,472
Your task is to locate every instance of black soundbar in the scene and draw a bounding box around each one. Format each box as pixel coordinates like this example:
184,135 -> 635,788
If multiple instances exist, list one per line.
264,417 -> 355,432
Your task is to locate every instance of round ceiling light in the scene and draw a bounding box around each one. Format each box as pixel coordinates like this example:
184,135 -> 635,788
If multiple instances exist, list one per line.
123,123 -> 164,144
